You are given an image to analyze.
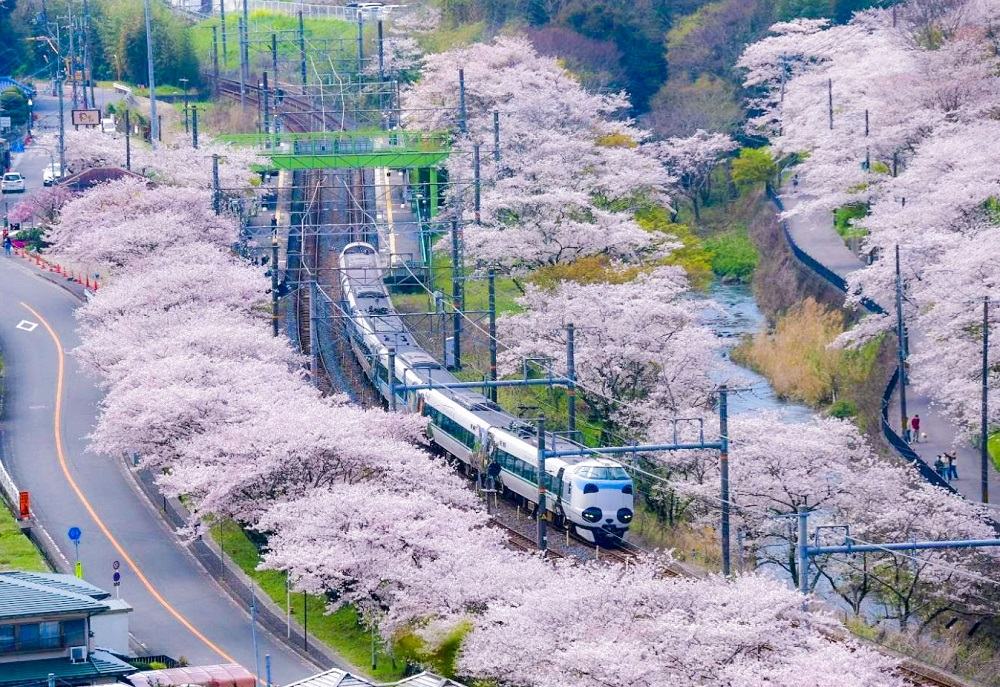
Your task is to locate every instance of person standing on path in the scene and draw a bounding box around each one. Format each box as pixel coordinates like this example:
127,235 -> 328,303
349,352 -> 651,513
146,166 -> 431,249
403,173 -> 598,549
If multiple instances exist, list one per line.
946,452 -> 959,481
934,455 -> 947,479
3,235 -> 12,256
911,415 -> 921,443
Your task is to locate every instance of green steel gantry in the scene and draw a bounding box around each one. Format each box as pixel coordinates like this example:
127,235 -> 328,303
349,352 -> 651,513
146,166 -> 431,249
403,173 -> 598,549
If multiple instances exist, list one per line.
217,129 -> 451,171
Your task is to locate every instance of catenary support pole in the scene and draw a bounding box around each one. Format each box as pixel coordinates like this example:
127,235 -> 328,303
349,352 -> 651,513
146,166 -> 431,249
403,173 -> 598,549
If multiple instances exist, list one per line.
212,26 -> 220,94
982,296 -> 990,504
488,268 -> 498,402
237,15 -> 246,108
720,385 -> 730,576
212,154 -> 221,214
181,77 -> 189,132
262,71 -> 270,138
220,0 -> 228,63
124,108 -> 130,170
493,110 -> 501,162
458,68 -> 467,134
473,143 -> 481,224
377,18 -> 385,81
895,245 -> 908,434
536,415 -> 548,552
309,279 -> 320,386
298,11 -> 307,92
272,228 -> 280,336
567,323 -> 576,437
797,505 -> 809,607
388,348 -> 397,411
451,219 -> 462,370
142,0 -> 159,148
356,10 -> 364,73
242,0 -> 250,81
191,105 -> 199,149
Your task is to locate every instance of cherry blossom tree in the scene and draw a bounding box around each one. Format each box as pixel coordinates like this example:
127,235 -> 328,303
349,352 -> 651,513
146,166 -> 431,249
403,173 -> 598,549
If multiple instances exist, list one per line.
405,36 -> 671,272
646,130 -> 738,220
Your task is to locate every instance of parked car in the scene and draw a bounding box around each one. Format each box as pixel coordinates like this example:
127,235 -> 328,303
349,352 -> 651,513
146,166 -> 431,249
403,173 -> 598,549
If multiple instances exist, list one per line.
1,171 -> 25,193
43,163 -> 62,186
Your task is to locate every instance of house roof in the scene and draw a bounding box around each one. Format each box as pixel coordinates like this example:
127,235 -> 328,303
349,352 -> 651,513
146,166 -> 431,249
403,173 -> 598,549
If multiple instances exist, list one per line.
283,670 -> 467,687
0,571 -> 111,620
0,649 -> 135,687
58,166 -> 147,192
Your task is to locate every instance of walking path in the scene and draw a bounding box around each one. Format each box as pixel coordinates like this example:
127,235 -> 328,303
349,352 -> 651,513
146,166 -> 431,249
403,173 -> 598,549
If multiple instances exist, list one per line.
779,190 -> 1000,508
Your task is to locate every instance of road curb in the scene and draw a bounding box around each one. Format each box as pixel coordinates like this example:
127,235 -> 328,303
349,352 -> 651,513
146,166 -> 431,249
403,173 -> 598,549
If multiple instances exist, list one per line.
126,459 -> 348,673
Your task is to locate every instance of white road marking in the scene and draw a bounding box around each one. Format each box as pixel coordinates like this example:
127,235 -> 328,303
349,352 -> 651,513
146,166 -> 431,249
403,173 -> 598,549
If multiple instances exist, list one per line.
16,320 -> 39,332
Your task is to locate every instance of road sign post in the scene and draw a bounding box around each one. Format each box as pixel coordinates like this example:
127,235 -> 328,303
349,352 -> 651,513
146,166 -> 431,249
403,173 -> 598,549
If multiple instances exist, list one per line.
67,527 -> 82,579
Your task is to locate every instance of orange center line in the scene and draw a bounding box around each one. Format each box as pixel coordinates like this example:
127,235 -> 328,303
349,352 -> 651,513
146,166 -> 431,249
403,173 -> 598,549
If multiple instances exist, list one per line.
20,301 -> 237,666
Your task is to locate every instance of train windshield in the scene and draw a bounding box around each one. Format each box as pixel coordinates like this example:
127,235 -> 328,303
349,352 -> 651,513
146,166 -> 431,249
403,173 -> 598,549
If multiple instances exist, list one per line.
578,466 -> 629,480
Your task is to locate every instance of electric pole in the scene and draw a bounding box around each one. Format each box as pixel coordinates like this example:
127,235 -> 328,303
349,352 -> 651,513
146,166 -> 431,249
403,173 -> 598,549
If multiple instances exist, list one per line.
536,415 -> 548,552
487,268 -> 497,402
56,71 -> 65,173
982,296 -> 991,504
566,323 -> 576,437
895,245 -> 908,435
143,0 -> 159,148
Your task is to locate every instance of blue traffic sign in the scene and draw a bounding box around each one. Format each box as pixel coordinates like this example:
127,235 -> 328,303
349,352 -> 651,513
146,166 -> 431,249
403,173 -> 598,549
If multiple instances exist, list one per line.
67,527 -> 81,542
112,571 -> 121,584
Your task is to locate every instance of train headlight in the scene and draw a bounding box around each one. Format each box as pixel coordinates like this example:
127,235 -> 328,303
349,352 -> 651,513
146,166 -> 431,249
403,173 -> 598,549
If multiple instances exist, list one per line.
617,508 -> 633,524
582,507 -> 602,523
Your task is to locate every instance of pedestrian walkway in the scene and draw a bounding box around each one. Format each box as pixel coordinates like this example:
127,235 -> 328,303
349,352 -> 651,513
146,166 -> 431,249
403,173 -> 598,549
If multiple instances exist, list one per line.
779,188 -> 1000,506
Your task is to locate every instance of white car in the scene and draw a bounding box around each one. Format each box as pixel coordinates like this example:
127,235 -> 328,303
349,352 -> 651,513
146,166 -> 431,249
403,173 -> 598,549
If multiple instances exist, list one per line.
1,172 -> 25,193
43,163 -> 63,186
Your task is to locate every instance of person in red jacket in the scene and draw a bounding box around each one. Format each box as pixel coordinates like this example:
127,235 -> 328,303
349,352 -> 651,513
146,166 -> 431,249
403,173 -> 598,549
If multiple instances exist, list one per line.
910,415 -> 921,443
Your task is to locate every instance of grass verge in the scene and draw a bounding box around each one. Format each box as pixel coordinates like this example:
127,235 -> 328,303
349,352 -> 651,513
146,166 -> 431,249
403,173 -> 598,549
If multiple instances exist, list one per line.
989,432 -> 1000,472
0,507 -> 48,572
210,520 -> 405,682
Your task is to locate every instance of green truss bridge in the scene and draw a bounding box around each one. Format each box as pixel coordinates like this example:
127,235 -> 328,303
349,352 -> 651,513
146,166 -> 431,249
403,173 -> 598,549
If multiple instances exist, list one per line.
217,129 -> 451,171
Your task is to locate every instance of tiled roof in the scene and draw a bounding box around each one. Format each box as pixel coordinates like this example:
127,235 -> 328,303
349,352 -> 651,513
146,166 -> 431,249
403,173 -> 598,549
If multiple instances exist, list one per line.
283,670 -> 466,687
0,572 -> 110,620
0,649 -> 135,686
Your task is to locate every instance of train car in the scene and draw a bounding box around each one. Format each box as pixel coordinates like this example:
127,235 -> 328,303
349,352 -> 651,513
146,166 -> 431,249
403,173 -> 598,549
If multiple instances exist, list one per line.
338,243 -> 634,544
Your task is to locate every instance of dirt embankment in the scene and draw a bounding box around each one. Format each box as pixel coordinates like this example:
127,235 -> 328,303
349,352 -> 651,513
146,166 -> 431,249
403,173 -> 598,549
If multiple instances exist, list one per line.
743,189 -> 895,442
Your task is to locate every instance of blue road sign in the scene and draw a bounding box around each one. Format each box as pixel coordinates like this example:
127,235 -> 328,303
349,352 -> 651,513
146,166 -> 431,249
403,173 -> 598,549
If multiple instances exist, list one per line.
67,526 -> 81,542
112,571 -> 121,585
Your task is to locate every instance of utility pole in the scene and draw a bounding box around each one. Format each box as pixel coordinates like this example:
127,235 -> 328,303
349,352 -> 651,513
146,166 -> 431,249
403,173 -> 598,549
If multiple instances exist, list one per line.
720,385 -> 730,576
377,18 -> 385,81
895,245 -> 908,435
271,33 -> 278,83
83,0 -> 95,109
566,323 -> 576,437
493,110 -> 500,163
143,0 -> 159,149
212,26 -> 220,94
56,72 -> 66,173
298,11 -> 307,93
827,78 -> 833,130
67,5 -> 78,109
271,225 -> 280,337
458,68 -> 467,134
487,268 -> 497,402
982,296 -> 991,504
124,109 -> 131,170
191,105 -> 199,149
864,109 -> 870,171
536,415 -> 548,552
450,219 -> 462,371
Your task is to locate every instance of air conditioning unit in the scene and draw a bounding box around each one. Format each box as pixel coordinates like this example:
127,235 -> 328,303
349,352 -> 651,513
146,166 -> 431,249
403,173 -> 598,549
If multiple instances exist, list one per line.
69,645 -> 87,663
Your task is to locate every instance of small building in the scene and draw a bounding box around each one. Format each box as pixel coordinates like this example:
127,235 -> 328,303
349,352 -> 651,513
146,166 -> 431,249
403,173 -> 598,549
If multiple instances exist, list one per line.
0,571 -> 135,687
283,669 -> 468,687
58,167 -> 147,193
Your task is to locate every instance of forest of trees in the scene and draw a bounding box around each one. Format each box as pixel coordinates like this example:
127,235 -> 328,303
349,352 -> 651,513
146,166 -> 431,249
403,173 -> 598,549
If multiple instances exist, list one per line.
436,0 -> 898,135
5,0 -> 198,87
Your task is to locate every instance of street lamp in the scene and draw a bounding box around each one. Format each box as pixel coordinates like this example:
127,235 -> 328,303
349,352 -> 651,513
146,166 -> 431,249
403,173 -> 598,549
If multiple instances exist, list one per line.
179,77 -> 189,133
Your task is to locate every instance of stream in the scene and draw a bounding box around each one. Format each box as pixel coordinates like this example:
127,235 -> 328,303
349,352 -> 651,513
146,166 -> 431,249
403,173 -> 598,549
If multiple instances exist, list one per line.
695,281 -> 814,423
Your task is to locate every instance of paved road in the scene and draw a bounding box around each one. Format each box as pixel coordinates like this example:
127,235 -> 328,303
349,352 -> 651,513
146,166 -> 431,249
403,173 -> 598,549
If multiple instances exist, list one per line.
0,89 -> 318,681
781,189 -> 1000,504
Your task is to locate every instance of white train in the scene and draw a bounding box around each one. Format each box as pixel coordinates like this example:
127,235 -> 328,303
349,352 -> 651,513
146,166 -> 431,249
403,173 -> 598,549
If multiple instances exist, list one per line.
339,243 -> 634,544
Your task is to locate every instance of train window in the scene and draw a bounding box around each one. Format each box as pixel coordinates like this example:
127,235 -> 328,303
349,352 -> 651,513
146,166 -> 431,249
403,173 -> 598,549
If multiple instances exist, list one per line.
583,483 -> 599,494
622,484 -> 633,494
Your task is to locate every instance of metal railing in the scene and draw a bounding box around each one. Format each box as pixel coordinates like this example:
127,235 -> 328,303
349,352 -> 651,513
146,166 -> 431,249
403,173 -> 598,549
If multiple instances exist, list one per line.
766,185 -> 956,491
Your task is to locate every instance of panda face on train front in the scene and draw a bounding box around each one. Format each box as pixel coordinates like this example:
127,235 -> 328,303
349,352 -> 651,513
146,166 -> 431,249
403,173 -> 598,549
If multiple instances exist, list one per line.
565,459 -> 634,544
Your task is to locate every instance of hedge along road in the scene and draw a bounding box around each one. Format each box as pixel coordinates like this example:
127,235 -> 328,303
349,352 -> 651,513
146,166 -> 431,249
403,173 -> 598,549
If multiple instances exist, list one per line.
0,254 -> 316,681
